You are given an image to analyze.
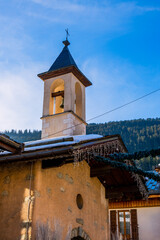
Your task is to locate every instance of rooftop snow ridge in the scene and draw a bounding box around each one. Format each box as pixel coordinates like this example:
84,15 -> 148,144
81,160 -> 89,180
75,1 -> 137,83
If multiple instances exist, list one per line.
23,134 -> 103,152
25,136 -> 73,148
24,134 -> 103,148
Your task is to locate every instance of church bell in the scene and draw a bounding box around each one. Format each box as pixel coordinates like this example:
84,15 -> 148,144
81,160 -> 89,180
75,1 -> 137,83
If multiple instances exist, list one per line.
60,97 -> 64,109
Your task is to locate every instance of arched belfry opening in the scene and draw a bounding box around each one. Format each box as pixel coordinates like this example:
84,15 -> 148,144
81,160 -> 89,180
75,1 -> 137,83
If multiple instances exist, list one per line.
38,38 -> 92,139
49,79 -> 64,115
75,82 -> 82,118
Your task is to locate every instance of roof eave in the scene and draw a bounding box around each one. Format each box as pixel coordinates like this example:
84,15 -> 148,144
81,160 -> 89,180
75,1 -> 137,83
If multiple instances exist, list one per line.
37,65 -> 92,87
0,135 -> 23,153
0,134 -> 123,162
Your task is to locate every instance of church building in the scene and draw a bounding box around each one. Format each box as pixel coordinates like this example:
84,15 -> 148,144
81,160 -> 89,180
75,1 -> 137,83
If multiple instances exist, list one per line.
0,38 -> 147,240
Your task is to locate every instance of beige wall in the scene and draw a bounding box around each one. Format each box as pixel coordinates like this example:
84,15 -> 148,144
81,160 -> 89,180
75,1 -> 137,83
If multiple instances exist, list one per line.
41,72 -> 86,138
42,73 -> 85,120
0,161 -> 34,240
41,111 -> 86,138
138,207 -> 160,240
0,160 -> 109,240
32,160 -> 109,240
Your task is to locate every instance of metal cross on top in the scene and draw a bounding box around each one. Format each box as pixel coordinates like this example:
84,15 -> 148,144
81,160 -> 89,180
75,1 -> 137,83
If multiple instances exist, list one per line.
63,28 -> 70,47
65,28 -> 70,40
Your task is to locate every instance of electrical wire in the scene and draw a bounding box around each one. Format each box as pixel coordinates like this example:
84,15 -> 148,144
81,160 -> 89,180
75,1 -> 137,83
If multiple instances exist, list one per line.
41,87 -> 160,139
87,87 -> 160,122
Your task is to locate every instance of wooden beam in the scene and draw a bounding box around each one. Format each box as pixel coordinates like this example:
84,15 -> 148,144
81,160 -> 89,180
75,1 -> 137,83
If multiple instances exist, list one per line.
105,185 -> 138,199
0,146 -> 73,163
0,135 -> 23,153
0,142 -> 18,154
90,165 -> 116,177
51,91 -> 64,98
148,194 -> 160,198
109,198 -> 160,208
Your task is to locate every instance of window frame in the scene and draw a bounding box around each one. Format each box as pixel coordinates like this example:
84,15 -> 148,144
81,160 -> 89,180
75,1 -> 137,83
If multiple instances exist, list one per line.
118,210 -> 131,240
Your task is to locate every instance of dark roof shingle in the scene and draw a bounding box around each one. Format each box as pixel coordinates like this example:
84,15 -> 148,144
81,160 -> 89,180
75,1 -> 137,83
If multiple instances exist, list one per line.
48,46 -> 77,72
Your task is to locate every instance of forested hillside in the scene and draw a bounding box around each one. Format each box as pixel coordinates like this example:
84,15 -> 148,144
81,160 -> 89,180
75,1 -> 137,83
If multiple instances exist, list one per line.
87,118 -> 160,152
3,129 -> 41,143
86,118 -> 160,170
1,118 -> 160,170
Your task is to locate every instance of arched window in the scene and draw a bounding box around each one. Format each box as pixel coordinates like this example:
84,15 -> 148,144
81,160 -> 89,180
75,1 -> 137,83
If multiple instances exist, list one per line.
75,82 -> 82,118
71,227 -> 91,240
49,79 -> 64,115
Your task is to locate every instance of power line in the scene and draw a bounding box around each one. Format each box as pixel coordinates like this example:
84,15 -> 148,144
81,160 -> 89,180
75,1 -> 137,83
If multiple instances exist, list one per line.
87,87 -> 160,122
42,87 -> 160,139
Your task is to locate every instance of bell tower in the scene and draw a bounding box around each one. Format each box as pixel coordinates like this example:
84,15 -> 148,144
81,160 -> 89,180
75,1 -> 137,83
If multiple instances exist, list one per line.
38,38 -> 92,139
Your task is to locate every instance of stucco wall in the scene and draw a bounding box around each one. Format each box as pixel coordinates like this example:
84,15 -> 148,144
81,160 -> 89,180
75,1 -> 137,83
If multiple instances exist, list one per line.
138,207 -> 160,240
41,72 -> 86,138
0,159 -> 109,240
41,112 -> 86,139
0,161 -> 34,240
42,73 -> 85,119
32,160 -> 109,240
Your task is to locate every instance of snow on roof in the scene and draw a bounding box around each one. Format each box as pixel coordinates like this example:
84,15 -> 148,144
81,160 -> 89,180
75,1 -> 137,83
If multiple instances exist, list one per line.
25,141 -> 75,152
0,150 -> 11,155
24,134 -> 103,152
24,134 -> 102,146
0,134 -> 101,154
73,134 -> 103,142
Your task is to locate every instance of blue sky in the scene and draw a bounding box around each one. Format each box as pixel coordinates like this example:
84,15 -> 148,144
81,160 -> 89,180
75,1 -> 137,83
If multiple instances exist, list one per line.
0,0 -> 160,131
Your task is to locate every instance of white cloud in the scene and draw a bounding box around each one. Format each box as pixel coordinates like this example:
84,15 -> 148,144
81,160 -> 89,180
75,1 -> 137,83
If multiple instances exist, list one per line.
0,0 -> 159,131
31,0 -> 85,12
1,55 -> 159,131
0,15 -> 33,66
28,0 -> 160,29
0,65 -> 43,131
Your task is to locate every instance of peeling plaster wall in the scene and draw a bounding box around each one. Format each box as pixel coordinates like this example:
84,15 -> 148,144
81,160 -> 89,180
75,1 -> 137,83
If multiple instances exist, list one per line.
32,160 -> 109,240
0,160 -> 109,240
0,162 -> 34,240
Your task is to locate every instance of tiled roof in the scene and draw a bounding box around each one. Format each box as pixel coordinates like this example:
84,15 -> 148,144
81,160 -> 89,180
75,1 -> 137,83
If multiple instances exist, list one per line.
38,42 -> 92,87
146,171 -> 160,194
48,46 -> 78,72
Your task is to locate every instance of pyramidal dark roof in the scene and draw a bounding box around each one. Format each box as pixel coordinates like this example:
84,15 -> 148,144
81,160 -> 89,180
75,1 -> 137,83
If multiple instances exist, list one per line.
48,45 -> 78,72
38,40 -> 92,87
